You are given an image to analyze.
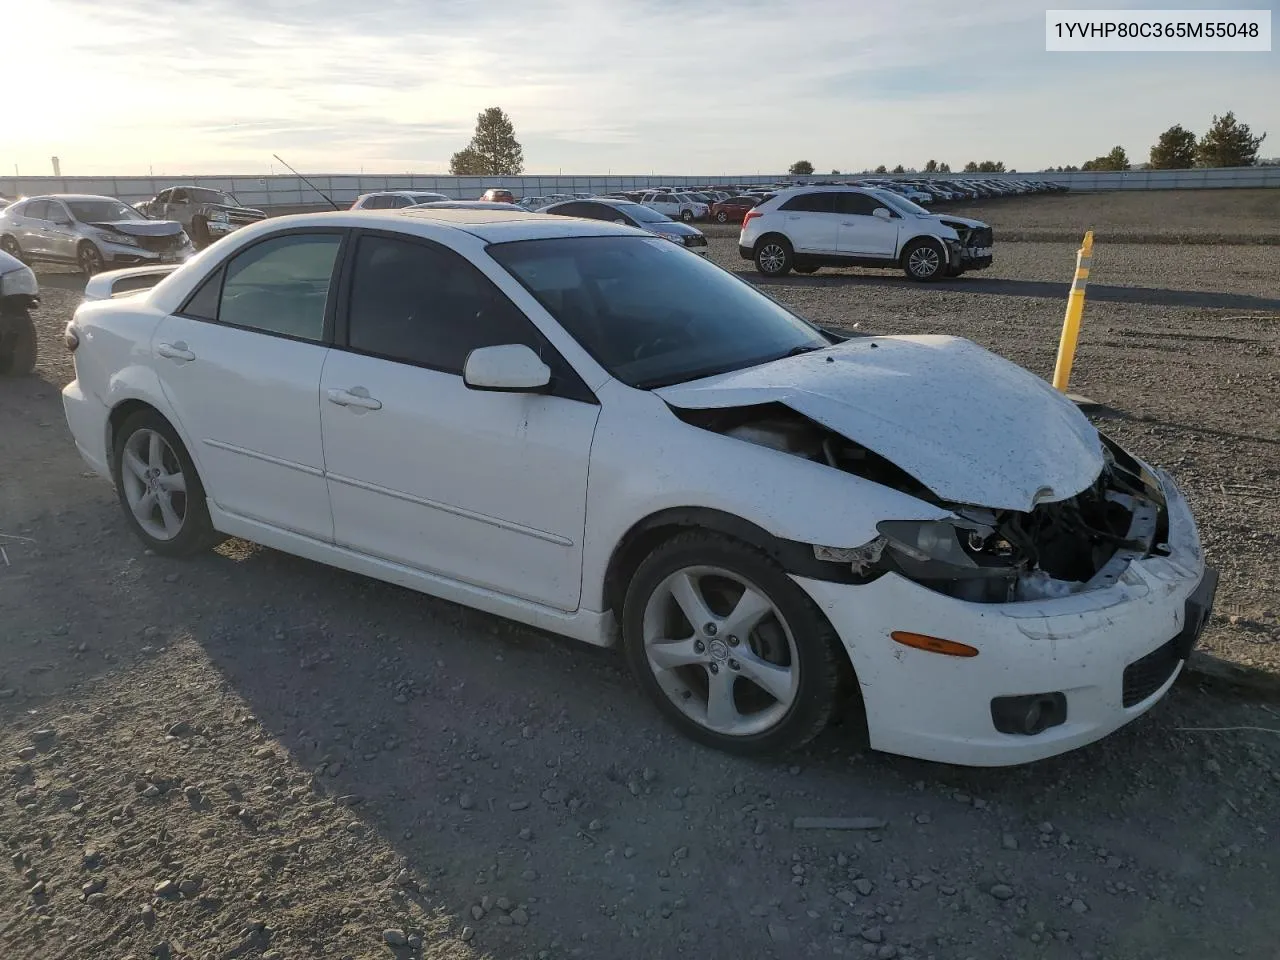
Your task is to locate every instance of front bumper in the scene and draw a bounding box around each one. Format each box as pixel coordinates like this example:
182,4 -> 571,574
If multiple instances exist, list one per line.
102,239 -> 193,267
207,219 -> 261,237
795,469 -> 1213,766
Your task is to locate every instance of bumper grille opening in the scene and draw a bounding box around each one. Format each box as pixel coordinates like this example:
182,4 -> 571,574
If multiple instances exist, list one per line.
1122,638 -> 1182,707
135,234 -> 184,253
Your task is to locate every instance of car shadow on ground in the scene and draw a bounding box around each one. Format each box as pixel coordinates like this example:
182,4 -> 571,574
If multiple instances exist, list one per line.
746,271 -> 1280,312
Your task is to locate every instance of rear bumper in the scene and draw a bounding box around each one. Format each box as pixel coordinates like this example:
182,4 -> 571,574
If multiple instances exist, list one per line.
738,243 -> 754,260
61,379 -> 111,480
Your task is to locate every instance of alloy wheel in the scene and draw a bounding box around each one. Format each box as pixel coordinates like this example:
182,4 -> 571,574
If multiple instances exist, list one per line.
908,245 -> 941,279
119,428 -> 188,540
79,244 -> 105,276
757,243 -> 787,274
641,565 -> 800,737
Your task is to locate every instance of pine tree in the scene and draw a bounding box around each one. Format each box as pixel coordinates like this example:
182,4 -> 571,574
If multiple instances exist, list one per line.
450,107 -> 524,176
1148,124 -> 1196,169
1195,112 -> 1267,167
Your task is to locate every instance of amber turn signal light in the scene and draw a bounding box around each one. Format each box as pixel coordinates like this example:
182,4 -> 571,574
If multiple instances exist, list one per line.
891,631 -> 979,658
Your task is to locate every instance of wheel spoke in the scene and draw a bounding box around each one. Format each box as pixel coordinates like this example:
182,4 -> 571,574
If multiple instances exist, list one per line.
648,637 -> 704,672
122,449 -> 148,482
735,649 -> 794,704
157,470 -> 186,493
705,670 -> 740,730
724,587 -> 772,640
669,572 -> 714,631
130,489 -> 156,524
147,431 -> 165,470
156,491 -> 182,536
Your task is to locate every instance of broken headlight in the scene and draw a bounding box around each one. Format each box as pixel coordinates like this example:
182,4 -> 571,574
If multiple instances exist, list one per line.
876,519 -> 1019,580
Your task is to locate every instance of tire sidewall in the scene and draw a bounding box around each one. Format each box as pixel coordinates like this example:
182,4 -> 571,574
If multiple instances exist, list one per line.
0,307 -> 37,377
0,236 -> 23,263
754,236 -> 793,277
621,532 -> 844,755
78,242 -> 104,276
111,409 -> 218,557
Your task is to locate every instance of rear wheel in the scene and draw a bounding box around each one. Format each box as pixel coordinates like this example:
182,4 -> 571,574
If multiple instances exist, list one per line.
715,210 -> 729,223
0,235 -> 24,263
78,242 -> 105,276
753,236 -> 793,277
622,531 -> 846,755
902,238 -> 946,282
111,409 -> 222,557
0,308 -> 37,377
681,210 -> 694,222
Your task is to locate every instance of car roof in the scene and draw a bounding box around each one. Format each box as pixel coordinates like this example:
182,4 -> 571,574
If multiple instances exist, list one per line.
23,194 -> 120,202
385,207 -> 637,241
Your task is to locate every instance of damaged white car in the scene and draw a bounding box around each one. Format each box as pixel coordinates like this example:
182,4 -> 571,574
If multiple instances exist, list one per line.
61,209 -> 1216,765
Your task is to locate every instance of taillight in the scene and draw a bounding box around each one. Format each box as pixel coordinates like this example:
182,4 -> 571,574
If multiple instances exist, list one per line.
64,322 -> 80,352
742,210 -> 762,228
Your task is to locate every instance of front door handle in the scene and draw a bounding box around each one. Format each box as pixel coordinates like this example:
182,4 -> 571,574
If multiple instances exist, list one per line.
326,387 -> 382,411
157,341 -> 195,362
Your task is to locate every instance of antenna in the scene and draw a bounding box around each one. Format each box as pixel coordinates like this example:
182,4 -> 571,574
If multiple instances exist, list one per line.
272,153 -> 340,210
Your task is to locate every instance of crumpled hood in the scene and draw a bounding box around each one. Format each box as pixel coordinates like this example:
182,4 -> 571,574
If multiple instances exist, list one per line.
91,220 -> 185,237
656,335 -> 1104,512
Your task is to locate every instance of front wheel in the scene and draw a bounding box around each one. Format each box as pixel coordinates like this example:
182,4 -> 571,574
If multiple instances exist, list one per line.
681,210 -> 694,222
902,238 -> 946,282
622,531 -> 846,755
0,308 -> 37,377
111,409 -> 222,557
78,242 -> 105,276
753,236 -> 793,277
190,217 -> 211,248
0,235 -> 24,264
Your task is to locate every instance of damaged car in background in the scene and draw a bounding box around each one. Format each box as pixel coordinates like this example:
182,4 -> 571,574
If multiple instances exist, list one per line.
61,214 -> 1214,766
0,194 -> 193,275
134,186 -> 266,248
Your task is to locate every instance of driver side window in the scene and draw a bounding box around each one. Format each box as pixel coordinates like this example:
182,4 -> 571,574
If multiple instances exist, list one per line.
171,189 -> 189,203
156,189 -> 172,204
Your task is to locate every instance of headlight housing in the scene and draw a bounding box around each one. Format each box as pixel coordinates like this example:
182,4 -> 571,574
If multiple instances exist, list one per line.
209,210 -> 229,222
95,229 -> 139,247
0,264 -> 38,298
876,519 -> 1018,580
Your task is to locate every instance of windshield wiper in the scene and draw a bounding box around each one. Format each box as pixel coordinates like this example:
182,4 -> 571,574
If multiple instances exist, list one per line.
781,344 -> 825,359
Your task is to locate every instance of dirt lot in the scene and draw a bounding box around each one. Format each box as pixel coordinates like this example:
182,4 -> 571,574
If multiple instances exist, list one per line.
2,190 -> 1279,960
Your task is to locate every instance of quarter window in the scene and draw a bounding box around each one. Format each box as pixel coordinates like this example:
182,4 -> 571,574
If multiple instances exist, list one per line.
216,233 -> 342,341
24,200 -> 50,220
778,192 -> 836,213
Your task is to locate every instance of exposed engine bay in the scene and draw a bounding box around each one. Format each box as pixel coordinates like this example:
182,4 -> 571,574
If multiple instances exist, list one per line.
674,402 -> 1167,604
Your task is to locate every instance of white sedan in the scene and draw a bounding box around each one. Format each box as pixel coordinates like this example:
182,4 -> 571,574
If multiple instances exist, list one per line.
61,207 -> 1217,764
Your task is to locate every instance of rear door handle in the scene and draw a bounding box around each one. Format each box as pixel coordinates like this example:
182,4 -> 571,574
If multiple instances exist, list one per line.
156,342 -> 195,362
326,387 -> 382,411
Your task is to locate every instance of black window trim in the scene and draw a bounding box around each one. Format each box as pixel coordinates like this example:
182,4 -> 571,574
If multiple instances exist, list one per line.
173,226 -> 349,347
330,227 -> 598,406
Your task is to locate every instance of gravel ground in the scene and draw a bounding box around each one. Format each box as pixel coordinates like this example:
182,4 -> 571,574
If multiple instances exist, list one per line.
2,191 -> 1279,960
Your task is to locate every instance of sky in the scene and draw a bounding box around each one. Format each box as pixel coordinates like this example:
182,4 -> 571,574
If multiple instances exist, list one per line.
6,0 -> 1278,176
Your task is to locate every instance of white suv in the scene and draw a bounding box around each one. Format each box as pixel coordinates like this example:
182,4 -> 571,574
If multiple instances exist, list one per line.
639,192 -> 708,222
739,186 -> 994,281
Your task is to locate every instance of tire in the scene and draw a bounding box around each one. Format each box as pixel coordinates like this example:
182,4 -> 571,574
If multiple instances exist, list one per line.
0,235 -> 24,264
753,235 -> 793,277
111,409 -> 222,558
902,238 -> 946,282
681,210 -> 694,222
0,308 -> 37,377
621,531 -> 847,756
78,242 -> 105,277
190,217 -> 211,249
794,265 -> 820,275
715,210 -> 729,223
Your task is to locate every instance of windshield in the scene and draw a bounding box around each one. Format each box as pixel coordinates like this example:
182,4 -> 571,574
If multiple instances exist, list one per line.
870,189 -> 931,217
189,188 -> 240,206
68,199 -> 147,222
626,204 -> 672,223
489,236 -> 830,390
411,193 -> 447,204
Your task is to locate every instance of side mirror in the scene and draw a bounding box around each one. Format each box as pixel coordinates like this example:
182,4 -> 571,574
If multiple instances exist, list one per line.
873,207 -> 892,220
463,344 -> 551,393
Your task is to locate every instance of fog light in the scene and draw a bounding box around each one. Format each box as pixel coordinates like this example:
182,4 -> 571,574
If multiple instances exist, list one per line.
991,693 -> 1067,736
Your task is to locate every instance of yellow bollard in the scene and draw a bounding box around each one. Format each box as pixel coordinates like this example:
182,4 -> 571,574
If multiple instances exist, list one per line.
1052,230 -> 1094,392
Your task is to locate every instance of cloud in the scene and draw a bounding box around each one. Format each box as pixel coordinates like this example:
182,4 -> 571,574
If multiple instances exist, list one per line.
4,0 -> 1276,176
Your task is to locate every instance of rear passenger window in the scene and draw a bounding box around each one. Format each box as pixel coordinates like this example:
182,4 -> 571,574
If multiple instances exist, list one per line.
779,193 -> 836,213
216,233 -> 342,341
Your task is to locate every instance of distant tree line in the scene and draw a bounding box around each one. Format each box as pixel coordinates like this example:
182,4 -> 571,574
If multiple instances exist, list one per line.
1042,111 -> 1267,173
